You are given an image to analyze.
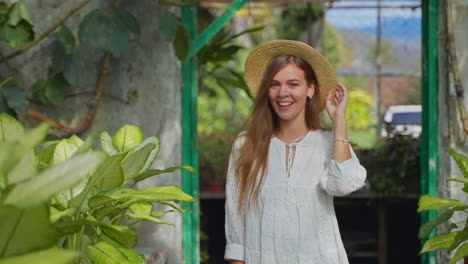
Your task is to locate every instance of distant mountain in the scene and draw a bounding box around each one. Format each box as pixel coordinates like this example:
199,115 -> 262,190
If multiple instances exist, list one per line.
345,17 -> 421,40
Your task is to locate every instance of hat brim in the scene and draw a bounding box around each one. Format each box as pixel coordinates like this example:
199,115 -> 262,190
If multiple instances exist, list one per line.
244,40 -> 337,111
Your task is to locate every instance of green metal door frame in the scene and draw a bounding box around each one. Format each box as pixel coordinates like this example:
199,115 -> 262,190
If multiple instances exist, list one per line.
181,1 -> 249,263
421,0 -> 438,264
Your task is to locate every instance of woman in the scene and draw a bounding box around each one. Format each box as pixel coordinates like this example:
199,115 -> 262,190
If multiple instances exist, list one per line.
224,40 -> 367,264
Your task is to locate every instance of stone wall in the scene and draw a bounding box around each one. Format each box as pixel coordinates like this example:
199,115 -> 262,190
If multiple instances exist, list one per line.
438,0 -> 468,263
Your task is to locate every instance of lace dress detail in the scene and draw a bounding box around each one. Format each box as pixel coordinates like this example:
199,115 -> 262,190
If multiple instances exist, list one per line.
224,130 -> 367,264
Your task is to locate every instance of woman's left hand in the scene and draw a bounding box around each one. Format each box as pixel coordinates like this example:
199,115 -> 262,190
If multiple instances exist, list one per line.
325,82 -> 348,123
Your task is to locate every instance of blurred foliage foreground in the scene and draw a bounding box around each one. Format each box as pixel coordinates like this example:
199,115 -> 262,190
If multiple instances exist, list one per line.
0,114 -> 195,264
418,149 -> 468,264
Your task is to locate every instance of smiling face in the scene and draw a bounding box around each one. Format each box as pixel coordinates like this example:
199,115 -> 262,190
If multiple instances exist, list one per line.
268,63 -> 315,124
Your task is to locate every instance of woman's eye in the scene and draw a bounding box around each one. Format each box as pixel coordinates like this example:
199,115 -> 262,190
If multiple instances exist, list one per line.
270,83 -> 279,87
291,83 -> 299,87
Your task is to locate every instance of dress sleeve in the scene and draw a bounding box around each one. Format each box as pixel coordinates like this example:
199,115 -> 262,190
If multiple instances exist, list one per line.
320,132 -> 367,196
224,135 -> 245,261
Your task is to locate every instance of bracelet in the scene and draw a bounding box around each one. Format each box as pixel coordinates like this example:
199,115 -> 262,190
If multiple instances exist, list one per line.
334,139 -> 350,145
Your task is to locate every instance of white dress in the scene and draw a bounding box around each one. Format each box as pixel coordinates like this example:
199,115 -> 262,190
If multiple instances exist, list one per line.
224,130 -> 367,264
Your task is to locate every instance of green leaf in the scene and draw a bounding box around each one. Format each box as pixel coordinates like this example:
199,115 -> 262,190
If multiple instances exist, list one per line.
69,153 -> 126,212
121,143 -> 157,181
112,124 -> 144,152
448,226 -> 468,252
56,25 -> 75,54
129,201 -> 152,216
0,204 -> 58,258
45,73 -> 69,105
448,148 -> 468,178
7,0 -> 33,26
2,84 -> 28,114
419,208 -> 456,239
63,49 -> 84,87
37,142 -> 58,169
126,213 -> 174,226
139,136 -> 160,171
7,149 -> 36,185
0,247 -> 79,264
93,154 -> 126,191
447,178 -> 468,184
0,20 -> 33,47
0,113 -> 24,142
420,232 -> 458,254
87,241 -> 145,264
56,219 -> 138,248
100,131 -> 118,156
99,185 -> 196,203
417,194 -> 465,213
134,165 -> 194,182
173,24 -> 188,61
449,242 -> 468,264
4,152 -> 105,207
53,139 -> 81,164
0,123 -> 49,176
114,8 -> 140,34
50,208 -> 75,223
101,224 -> 138,248
79,8 -> 129,57
159,11 -> 177,41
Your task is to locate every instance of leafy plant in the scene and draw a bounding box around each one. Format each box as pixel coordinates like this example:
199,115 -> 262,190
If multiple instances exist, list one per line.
0,114 -> 195,264
418,148 -> 468,264
357,134 -> 420,195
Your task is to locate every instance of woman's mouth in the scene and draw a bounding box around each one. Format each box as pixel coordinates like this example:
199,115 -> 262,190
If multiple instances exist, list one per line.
278,101 -> 293,110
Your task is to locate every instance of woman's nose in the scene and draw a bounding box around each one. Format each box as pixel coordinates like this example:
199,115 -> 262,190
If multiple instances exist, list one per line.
278,85 -> 289,97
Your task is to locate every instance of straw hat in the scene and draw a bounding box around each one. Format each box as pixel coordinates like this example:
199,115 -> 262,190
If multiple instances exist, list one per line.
244,39 -> 337,111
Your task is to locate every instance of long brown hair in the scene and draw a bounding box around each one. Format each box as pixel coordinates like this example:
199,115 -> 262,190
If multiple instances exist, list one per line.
236,54 -> 324,212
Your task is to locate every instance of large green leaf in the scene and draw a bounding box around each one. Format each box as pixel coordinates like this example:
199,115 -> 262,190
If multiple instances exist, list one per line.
7,0 -> 32,26
0,122 -> 49,176
37,142 -> 58,169
69,153 -> 126,212
126,213 -> 173,226
139,137 -> 160,172
419,208 -> 458,239
53,138 -> 81,164
7,149 -> 36,185
0,247 -> 79,264
114,8 -> 140,34
121,143 -> 156,181
100,131 -> 118,156
56,25 -> 75,54
129,201 -> 152,216
112,124 -> 144,152
78,8 -> 129,57
420,232 -> 457,254
63,49 -> 84,87
0,205 -> 57,258
449,241 -> 468,264
0,113 -> 24,142
448,226 -> 468,252
417,194 -> 465,213
55,219 -> 138,248
44,73 -> 69,105
4,152 -> 105,207
0,20 -> 33,48
96,185 -> 196,203
87,241 -> 145,264
2,84 -> 28,114
448,148 -> 468,178
134,165 -> 194,182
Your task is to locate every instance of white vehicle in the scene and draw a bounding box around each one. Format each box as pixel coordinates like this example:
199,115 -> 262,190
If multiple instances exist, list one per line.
382,105 -> 422,138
